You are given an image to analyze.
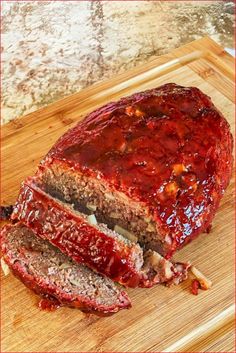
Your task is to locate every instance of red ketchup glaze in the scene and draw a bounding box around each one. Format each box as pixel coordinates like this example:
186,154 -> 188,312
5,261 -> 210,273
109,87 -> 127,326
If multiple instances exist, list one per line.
190,279 -> 200,295
12,181 -> 141,288
38,298 -> 61,311
40,84 -> 233,257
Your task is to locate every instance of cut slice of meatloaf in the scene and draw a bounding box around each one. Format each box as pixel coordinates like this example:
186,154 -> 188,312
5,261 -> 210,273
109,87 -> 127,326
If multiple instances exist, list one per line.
37,83 -> 233,258
12,178 -> 189,288
0,223 -> 131,315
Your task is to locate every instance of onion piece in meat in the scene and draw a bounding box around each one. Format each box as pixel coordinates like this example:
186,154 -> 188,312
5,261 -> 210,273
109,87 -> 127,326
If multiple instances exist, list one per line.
87,214 -> 98,226
109,212 -> 120,219
114,225 -> 138,243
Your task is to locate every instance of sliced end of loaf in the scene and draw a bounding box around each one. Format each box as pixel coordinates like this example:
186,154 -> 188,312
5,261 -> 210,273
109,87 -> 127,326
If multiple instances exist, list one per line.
12,179 -> 144,287
12,178 -> 189,288
1,223 -> 131,314
39,162 -> 171,256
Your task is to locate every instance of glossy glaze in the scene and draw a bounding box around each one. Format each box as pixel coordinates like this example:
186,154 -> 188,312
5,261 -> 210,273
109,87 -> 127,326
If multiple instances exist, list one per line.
12,181 -> 142,287
38,298 -> 61,312
41,84 -> 233,257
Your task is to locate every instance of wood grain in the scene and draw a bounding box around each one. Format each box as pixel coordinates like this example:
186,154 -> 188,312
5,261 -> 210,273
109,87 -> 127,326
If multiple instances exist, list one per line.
1,37 -> 235,353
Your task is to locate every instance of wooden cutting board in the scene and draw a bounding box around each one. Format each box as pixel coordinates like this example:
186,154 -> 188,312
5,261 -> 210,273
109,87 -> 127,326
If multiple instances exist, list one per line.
1,37 -> 235,353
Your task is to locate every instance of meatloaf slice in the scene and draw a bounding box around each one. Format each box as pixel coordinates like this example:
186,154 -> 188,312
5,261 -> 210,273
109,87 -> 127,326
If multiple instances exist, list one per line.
37,83 -> 233,258
12,178 -> 189,288
0,223 -> 131,314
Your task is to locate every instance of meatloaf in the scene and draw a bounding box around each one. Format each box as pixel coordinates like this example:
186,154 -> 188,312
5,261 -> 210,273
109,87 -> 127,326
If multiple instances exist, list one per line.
1,223 -> 131,314
37,83 -> 233,258
12,178 -> 189,288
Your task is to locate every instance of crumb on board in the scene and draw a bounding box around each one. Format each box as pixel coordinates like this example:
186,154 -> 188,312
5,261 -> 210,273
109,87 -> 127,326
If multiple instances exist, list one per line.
190,279 -> 201,295
190,265 -> 212,295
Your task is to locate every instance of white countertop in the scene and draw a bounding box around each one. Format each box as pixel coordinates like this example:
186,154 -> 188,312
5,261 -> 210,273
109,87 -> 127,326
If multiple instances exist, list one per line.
2,1 -> 234,124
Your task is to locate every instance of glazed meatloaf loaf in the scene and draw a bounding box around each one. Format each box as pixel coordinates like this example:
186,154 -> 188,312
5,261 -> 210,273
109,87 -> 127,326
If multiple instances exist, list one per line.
1,223 -> 131,314
37,83 -> 233,258
12,178 -> 189,288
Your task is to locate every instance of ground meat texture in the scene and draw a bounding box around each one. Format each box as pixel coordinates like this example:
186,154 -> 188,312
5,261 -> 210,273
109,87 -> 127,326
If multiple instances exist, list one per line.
12,178 -> 189,288
0,223 -> 131,314
37,83 -> 233,258
42,165 -> 166,255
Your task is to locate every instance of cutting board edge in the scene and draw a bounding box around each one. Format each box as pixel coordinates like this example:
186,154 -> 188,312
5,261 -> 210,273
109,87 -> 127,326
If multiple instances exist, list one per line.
161,304 -> 235,353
